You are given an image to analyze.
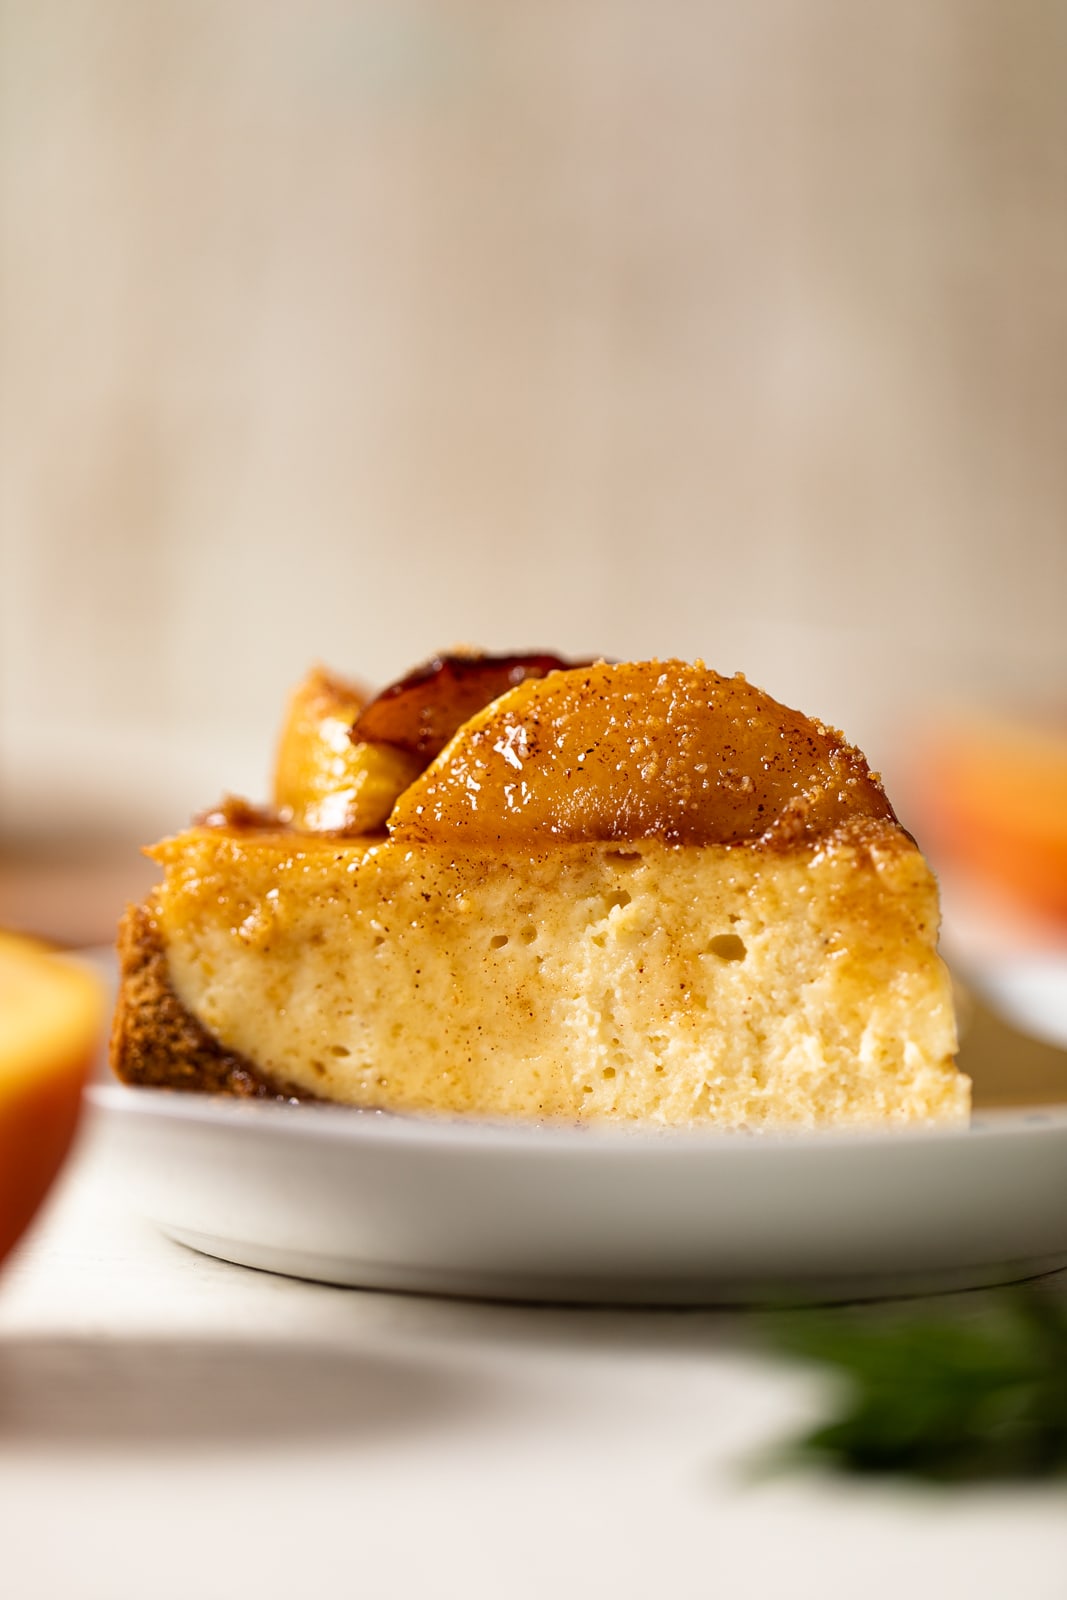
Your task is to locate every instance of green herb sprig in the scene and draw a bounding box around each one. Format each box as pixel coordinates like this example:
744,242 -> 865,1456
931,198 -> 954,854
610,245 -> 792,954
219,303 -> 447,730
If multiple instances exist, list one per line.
771,1287 -> 1067,1482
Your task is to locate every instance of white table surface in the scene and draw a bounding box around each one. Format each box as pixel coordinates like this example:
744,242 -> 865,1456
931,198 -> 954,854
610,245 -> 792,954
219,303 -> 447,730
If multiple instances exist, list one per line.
2,1111 -> 1066,1600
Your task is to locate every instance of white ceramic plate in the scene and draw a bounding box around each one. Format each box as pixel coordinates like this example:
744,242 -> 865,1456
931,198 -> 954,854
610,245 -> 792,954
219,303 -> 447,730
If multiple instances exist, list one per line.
88,947 -> 1067,1304
88,1081 -> 1067,1305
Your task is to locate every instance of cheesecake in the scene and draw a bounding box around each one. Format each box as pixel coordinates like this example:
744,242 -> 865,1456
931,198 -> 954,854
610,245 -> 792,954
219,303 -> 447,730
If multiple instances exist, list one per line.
111,655 -> 967,1128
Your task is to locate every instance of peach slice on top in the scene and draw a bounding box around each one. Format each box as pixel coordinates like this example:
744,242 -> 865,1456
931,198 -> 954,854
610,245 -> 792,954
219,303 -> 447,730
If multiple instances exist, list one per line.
391,659 -> 895,847
275,653 -> 583,835
274,665 -> 423,834
354,650 -> 582,760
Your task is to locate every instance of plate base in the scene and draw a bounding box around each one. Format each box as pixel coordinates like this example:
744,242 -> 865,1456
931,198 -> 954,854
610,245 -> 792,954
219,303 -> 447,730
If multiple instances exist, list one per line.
162,1225 -> 1067,1307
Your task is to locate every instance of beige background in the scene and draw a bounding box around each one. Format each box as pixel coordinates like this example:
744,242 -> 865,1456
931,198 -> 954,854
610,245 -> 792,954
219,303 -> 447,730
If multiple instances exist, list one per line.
2,1 -> 1066,839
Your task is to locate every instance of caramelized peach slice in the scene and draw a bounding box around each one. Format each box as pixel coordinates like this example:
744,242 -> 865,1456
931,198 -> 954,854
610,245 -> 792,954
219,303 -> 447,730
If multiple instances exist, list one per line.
390,659 -> 895,847
274,667 -> 423,834
276,655 -> 584,835
354,651 -> 582,760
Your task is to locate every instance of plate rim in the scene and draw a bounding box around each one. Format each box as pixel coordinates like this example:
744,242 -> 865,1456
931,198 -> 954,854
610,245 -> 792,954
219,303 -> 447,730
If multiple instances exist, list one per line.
87,1080 -> 1067,1156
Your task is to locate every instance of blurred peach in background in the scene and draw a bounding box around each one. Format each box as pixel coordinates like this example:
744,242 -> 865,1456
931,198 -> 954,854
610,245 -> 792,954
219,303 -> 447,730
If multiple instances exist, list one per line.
0,933 -> 102,1265
1,1 -> 1064,949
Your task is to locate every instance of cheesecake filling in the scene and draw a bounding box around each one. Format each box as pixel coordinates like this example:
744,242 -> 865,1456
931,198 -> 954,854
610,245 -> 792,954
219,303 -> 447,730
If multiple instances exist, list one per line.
151,823 -> 966,1128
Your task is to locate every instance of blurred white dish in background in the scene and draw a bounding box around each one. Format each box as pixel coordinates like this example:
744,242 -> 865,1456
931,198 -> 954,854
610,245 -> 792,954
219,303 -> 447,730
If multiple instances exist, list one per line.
966,957 -> 1067,1051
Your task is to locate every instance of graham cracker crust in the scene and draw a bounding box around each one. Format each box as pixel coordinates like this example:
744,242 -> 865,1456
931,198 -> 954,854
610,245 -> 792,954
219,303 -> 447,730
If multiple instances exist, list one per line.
110,900 -> 308,1100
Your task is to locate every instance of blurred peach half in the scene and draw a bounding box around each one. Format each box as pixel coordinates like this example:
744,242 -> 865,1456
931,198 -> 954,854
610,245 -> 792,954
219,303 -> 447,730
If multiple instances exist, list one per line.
0,931 -> 104,1267
910,715 -> 1067,923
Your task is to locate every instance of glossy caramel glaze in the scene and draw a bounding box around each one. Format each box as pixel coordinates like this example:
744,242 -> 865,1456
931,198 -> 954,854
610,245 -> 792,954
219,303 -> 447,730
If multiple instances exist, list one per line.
197,795 -> 284,831
390,659 -> 897,848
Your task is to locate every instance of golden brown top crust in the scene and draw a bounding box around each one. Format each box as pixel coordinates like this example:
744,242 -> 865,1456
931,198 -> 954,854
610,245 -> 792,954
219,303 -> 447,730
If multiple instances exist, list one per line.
389,659 -> 896,848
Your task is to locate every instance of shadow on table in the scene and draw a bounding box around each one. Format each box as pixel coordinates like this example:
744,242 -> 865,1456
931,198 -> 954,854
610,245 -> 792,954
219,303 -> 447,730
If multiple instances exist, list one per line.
0,1334 -> 487,1450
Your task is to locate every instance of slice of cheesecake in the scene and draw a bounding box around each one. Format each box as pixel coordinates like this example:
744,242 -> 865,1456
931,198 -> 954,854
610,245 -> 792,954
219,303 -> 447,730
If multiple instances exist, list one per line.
111,657 -> 967,1128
